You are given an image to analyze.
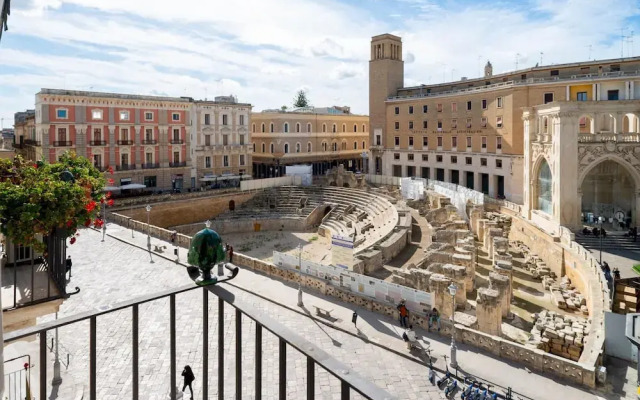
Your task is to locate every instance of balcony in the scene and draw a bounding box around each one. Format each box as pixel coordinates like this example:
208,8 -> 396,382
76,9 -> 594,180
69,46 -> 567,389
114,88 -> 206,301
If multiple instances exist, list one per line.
24,139 -> 40,146
89,140 -> 107,146
53,141 -> 72,147
169,161 -> 187,168
94,165 -> 108,172
116,164 -> 136,171
170,139 -> 185,144
578,132 -> 640,143
142,139 -> 158,145
4,281 -> 391,400
141,163 -> 160,169
117,140 -> 133,145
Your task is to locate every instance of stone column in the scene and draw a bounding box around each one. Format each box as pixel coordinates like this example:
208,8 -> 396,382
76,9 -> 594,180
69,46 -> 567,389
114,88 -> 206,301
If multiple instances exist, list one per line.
476,287 -> 502,336
494,260 -> 513,305
452,252 -> 474,292
492,236 -> 509,263
442,264 -> 467,309
483,227 -> 503,253
429,273 -> 453,318
489,272 -> 511,317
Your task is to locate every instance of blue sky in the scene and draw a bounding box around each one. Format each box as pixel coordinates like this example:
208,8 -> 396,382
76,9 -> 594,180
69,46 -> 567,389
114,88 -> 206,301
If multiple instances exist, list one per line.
0,0 -> 639,127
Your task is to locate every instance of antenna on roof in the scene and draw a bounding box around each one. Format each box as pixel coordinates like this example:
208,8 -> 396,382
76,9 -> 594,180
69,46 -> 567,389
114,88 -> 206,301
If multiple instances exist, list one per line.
621,27 -> 625,58
539,52 -> 543,66
515,53 -> 521,70
587,45 -> 592,61
626,30 -> 634,57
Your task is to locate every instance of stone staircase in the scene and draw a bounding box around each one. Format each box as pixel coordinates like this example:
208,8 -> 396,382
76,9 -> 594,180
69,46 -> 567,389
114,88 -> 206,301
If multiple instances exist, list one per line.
574,231 -> 640,251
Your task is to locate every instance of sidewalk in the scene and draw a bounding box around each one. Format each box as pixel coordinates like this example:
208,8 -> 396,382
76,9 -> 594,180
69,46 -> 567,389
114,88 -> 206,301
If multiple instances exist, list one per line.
103,222 -> 611,400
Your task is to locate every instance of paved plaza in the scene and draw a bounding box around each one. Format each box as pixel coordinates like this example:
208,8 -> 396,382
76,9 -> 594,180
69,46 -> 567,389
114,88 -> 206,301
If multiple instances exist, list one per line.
5,224 -> 622,400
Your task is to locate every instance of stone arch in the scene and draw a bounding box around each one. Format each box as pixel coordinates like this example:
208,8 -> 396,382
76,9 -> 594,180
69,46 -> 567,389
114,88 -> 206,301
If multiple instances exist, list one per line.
307,123 -> 312,133
578,154 -> 640,192
599,113 -> 616,132
307,142 -> 312,152
295,123 -> 300,133
283,122 -> 289,133
578,114 -> 595,134
261,123 -> 265,133
270,142 -> 274,153
531,156 -> 553,215
261,143 -> 266,153
284,143 -> 290,153
622,113 -> 639,133
295,142 -> 301,153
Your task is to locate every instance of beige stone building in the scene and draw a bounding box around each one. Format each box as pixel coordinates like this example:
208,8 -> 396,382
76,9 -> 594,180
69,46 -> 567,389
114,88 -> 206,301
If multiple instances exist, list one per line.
191,96 -> 252,188
251,106 -> 369,177
369,33 -> 640,205
13,110 -> 38,160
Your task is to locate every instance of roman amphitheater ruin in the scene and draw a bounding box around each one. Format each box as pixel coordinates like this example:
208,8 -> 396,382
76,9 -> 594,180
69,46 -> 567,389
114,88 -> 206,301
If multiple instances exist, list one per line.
110,166 -> 610,389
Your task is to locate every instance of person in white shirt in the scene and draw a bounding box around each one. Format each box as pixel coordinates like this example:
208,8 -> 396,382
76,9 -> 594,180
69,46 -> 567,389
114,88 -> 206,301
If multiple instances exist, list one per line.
404,325 -> 417,349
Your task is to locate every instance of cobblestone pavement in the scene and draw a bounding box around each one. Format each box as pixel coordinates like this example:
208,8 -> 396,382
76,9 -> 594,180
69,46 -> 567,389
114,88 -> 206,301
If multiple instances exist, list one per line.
27,227 -> 444,400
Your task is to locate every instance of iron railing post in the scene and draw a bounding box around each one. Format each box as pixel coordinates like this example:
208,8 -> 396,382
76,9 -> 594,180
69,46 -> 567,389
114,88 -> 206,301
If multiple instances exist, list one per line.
236,308 -> 242,400
218,297 -> 224,400
170,294 -> 176,400
306,357 -> 315,400
40,331 -> 47,399
255,323 -> 262,400
279,338 -> 286,400
202,288 -> 208,400
90,316 -> 97,400
341,381 -> 350,400
132,304 -> 139,400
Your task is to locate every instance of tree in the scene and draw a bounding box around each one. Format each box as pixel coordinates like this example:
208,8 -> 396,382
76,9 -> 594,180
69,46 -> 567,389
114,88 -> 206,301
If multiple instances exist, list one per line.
0,152 -> 107,251
281,105 -> 288,112
293,90 -> 310,108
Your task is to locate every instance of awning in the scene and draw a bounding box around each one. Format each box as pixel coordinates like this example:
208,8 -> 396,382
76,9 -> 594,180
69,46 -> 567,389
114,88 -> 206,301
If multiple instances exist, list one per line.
120,183 -> 147,190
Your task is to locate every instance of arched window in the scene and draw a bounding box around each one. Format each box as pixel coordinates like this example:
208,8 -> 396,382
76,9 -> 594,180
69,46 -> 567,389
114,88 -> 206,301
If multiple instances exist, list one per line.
342,124 -> 346,132
296,123 -> 300,133
332,124 -> 337,133
261,123 -> 265,133
284,143 -> 289,153
252,143 -> 256,152
362,141 -> 365,149
307,123 -> 312,133
353,141 -> 357,149
262,143 -> 266,153
296,143 -> 301,153
270,143 -> 274,153
322,142 -> 327,151
252,123 -> 256,133
362,124 -> 366,132
284,123 -> 289,133
537,159 -> 552,215
332,142 -> 337,151
307,142 -> 312,152
270,123 -> 274,133
354,124 -> 357,132
322,124 -> 327,133
341,142 -> 346,150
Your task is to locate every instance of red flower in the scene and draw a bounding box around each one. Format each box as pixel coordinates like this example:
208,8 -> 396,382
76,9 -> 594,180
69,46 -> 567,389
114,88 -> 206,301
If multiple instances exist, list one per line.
107,178 -> 115,185
100,198 -> 105,204
84,219 -> 92,227
107,199 -> 114,207
66,220 -> 74,228
94,219 -> 104,228
85,201 -> 97,212
106,191 -> 112,199
32,163 -> 38,168
70,237 -> 76,244
107,166 -> 114,175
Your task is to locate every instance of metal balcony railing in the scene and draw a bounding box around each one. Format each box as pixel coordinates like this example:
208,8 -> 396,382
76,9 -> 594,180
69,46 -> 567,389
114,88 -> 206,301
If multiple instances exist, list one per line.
141,163 -> 160,169
24,139 -> 40,146
116,164 -> 136,171
142,139 -> 158,145
53,141 -> 72,147
4,282 -> 394,400
89,140 -> 107,146
117,140 -> 133,145
169,161 -> 187,168
170,139 -> 185,144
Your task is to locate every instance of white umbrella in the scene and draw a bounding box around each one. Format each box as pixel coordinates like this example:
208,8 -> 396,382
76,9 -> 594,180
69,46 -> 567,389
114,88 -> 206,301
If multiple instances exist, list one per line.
120,183 -> 147,190
103,186 -> 121,192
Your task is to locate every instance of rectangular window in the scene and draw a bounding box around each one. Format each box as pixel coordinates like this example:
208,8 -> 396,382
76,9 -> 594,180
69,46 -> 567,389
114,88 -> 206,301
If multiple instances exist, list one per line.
423,105 -> 428,113
145,112 -> 153,121
239,115 -> 245,125
610,64 -> 621,72
145,128 -> 153,141
544,93 -> 554,104
409,121 -> 414,129
550,69 -> 559,76
437,120 -> 442,130
437,136 -> 443,147
119,110 -> 129,120
56,109 -> 68,119
452,136 -> 457,148
394,107 -> 399,115
466,101 -> 472,111
223,155 -> 229,167
408,153 -> 414,161
577,92 -> 588,101
172,113 -> 180,121
205,156 -> 211,168
497,97 -> 503,108
240,154 -> 245,165
121,153 -> 128,166
481,136 -> 487,149
451,103 -> 457,112
394,153 -> 400,160
408,106 -> 414,114
480,158 -> 487,166
376,135 -> 381,146
173,128 -> 180,141
204,114 -> 210,125
481,117 -> 487,128
93,154 -> 101,168
240,135 -> 245,145
496,136 -> 502,150
394,121 -> 399,130
465,157 -> 472,165
222,115 -> 228,125
607,90 -> 619,100
466,136 -> 472,148
481,99 -> 487,109
451,119 -> 457,129
496,117 -> 503,128
437,103 -> 443,112
173,151 -> 180,163
223,134 -> 229,146
436,155 -> 443,162
423,136 -> 428,146
145,152 -> 153,164
466,118 -> 472,128
92,109 -> 103,120
422,154 -> 428,161
409,136 -> 414,147
451,156 -> 457,164
423,120 -> 428,129
120,128 -> 129,141
394,136 -> 400,146
496,159 -> 503,168
144,176 -> 157,188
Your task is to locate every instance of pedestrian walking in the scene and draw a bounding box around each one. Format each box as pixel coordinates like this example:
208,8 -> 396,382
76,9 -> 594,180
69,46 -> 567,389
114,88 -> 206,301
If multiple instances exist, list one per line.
352,311 -> 358,328
397,300 -> 408,328
229,245 -> 234,263
65,256 -> 72,278
181,365 -> 195,400
428,308 -> 441,331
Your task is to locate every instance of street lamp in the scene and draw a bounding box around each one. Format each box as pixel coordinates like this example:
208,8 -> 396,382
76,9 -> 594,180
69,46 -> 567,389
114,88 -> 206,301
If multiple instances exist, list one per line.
52,312 -> 62,385
101,201 -> 107,242
146,204 -> 154,263
598,216 -> 604,265
448,282 -> 458,369
297,244 -> 304,307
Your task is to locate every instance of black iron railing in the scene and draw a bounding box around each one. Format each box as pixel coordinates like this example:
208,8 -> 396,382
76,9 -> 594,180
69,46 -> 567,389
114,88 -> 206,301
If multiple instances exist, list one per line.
169,161 -> 187,168
116,164 -> 136,171
170,139 -> 184,144
89,140 -> 107,146
53,141 -> 72,147
141,163 -> 160,169
142,139 -> 157,145
117,140 -> 133,145
4,280 -> 395,400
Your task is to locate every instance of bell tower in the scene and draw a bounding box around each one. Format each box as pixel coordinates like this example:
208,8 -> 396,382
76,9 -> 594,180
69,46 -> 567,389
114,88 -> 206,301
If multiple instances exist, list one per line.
369,34 -> 404,174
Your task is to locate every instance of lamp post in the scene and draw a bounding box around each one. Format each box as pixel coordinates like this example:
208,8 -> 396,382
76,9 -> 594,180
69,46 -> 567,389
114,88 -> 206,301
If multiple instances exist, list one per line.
297,244 -> 304,307
448,282 -> 458,369
598,216 -> 604,265
146,205 -> 154,263
101,201 -> 107,242
52,312 -> 62,385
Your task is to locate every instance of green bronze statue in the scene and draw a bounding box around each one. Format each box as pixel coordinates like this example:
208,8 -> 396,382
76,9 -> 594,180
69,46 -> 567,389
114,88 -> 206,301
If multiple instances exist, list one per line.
187,220 -> 227,285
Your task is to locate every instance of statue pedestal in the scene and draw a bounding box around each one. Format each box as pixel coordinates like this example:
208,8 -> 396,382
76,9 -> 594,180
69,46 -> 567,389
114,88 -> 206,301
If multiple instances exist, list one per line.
196,268 -> 218,286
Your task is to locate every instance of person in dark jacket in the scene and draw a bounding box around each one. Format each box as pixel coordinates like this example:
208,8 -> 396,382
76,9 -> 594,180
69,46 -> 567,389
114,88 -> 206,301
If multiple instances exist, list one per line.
182,365 -> 195,399
229,245 -> 234,263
